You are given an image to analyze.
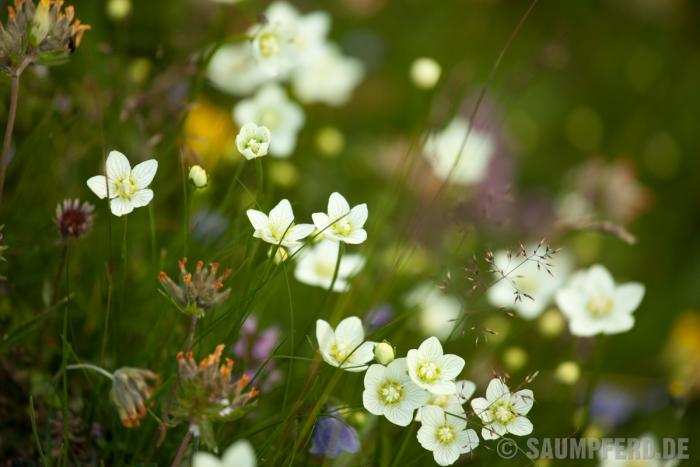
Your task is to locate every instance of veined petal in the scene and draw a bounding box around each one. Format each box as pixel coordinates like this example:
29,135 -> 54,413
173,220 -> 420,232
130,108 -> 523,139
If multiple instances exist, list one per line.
110,197 -> 134,217
87,175 -> 109,199
417,425 -> 438,451
418,336 -> 444,360
385,406 -> 413,427
440,354 -> 465,380
481,422 -> 506,440
287,223 -> 315,242
485,378 -> 510,403
433,444 -> 460,467
348,203 -> 368,228
469,397 -> 492,422
362,388 -> 383,416
456,380 -> 476,404
341,228 -> 367,244
334,316 -> 365,347
246,209 -> 270,232
130,189 -> 154,208
269,199 -> 295,232
428,380 -> 456,395
131,159 -> 158,189
512,389 -> 534,415
106,150 -> 131,181
327,192 -> 350,219
420,405 -> 445,428
315,319 -> 334,352
507,416 -> 533,436
457,429 -> 479,453
312,212 -> 331,232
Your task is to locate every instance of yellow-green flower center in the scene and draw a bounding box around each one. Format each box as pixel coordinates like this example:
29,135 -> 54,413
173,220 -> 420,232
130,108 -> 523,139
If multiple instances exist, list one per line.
333,218 -> 353,236
330,342 -> 352,363
587,295 -> 614,317
417,361 -> 440,383
436,424 -> 456,445
491,402 -> 516,424
378,381 -> 404,405
113,178 -> 136,200
258,31 -> 281,57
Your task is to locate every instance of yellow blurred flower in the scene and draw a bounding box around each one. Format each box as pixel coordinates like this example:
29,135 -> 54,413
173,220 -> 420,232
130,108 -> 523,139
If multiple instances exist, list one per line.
184,101 -> 237,167
665,311 -> 700,397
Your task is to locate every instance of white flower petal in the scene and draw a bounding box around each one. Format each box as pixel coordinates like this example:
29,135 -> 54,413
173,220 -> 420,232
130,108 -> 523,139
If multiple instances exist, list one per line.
512,389 -> 534,415
327,192 -> 350,219
485,378 -> 510,403
481,422 -> 506,440
110,197 -> 134,217
507,416 -> 533,436
192,452 -> 223,467
420,405 -> 445,427
417,425 -> 438,451
334,316 -> 365,347
362,389 -> 383,416
342,228 -> 367,244
311,212 -> 331,233
457,429 -> 479,454
131,159 -> 158,189
428,380 -> 456,396
246,210 -> 269,232
106,150 -> 131,181
287,223 -> 314,242
613,283 -> 645,314
87,175 -> 109,199
221,440 -> 257,467
418,336 -> 443,360
456,380 -> 476,404
385,406 -> 414,427
433,444 -> 460,466
440,354 -> 465,381
130,189 -> 154,208
348,203 -> 368,228
470,397 -> 492,422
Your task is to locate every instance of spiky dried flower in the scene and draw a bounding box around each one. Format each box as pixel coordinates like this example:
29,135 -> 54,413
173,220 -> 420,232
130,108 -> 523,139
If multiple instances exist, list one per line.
159,258 -> 232,317
55,198 -> 94,239
173,344 -> 258,450
0,0 -> 90,74
111,367 -> 159,428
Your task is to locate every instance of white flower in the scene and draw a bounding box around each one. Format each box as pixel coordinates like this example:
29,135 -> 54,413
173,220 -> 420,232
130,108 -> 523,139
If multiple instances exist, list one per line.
487,247 -> 572,320
555,264 -> 645,337
415,380 -> 476,422
417,405 -> 479,466
406,337 -> 465,395
236,123 -> 272,160
316,316 -> 375,372
246,199 -> 314,248
598,434 -> 679,467
470,378 -> 534,440
410,57 -> 442,89
423,117 -> 494,186
189,165 -> 208,188
250,21 -> 299,77
233,83 -> 305,158
193,439 -> 256,467
362,358 -> 429,426
294,240 -> 365,292
292,44 -> 364,106
86,150 -> 158,217
263,2 -> 330,64
312,192 -> 368,244
405,283 -> 460,340
206,43 -> 270,96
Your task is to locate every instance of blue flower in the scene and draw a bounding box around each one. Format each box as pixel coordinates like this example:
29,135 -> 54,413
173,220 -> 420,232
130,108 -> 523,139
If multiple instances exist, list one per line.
309,407 -> 360,459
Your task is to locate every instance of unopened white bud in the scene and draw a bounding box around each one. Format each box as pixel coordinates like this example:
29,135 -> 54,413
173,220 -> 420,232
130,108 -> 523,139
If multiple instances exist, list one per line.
374,342 -> 395,365
188,165 -> 208,188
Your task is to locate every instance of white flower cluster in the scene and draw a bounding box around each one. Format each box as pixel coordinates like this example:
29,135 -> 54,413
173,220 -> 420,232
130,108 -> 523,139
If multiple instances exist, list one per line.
315,319 -> 535,466
484,244 -> 646,337
208,2 -> 365,158
246,192 -> 368,292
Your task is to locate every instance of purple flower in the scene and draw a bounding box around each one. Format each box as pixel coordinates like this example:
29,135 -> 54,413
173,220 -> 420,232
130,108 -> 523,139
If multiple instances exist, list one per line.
233,316 -> 281,391
365,304 -> 394,332
589,383 -> 635,427
309,407 -> 360,459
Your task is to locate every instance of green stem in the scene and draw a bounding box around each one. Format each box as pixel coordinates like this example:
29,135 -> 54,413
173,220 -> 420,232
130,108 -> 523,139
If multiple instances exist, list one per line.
59,244 -> 70,466
255,157 -> 264,208
149,203 -> 157,269
66,363 -> 114,380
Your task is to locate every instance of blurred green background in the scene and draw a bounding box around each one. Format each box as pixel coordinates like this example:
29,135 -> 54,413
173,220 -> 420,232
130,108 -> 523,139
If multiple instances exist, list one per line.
1,0 -> 699,465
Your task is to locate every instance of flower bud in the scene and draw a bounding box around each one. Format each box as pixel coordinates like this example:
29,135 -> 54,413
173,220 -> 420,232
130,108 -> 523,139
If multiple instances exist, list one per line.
374,342 -> 395,365
188,165 -> 208,188
236,123 -> 271,160
30,0 -> 51,46
410,57 -> 441,89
